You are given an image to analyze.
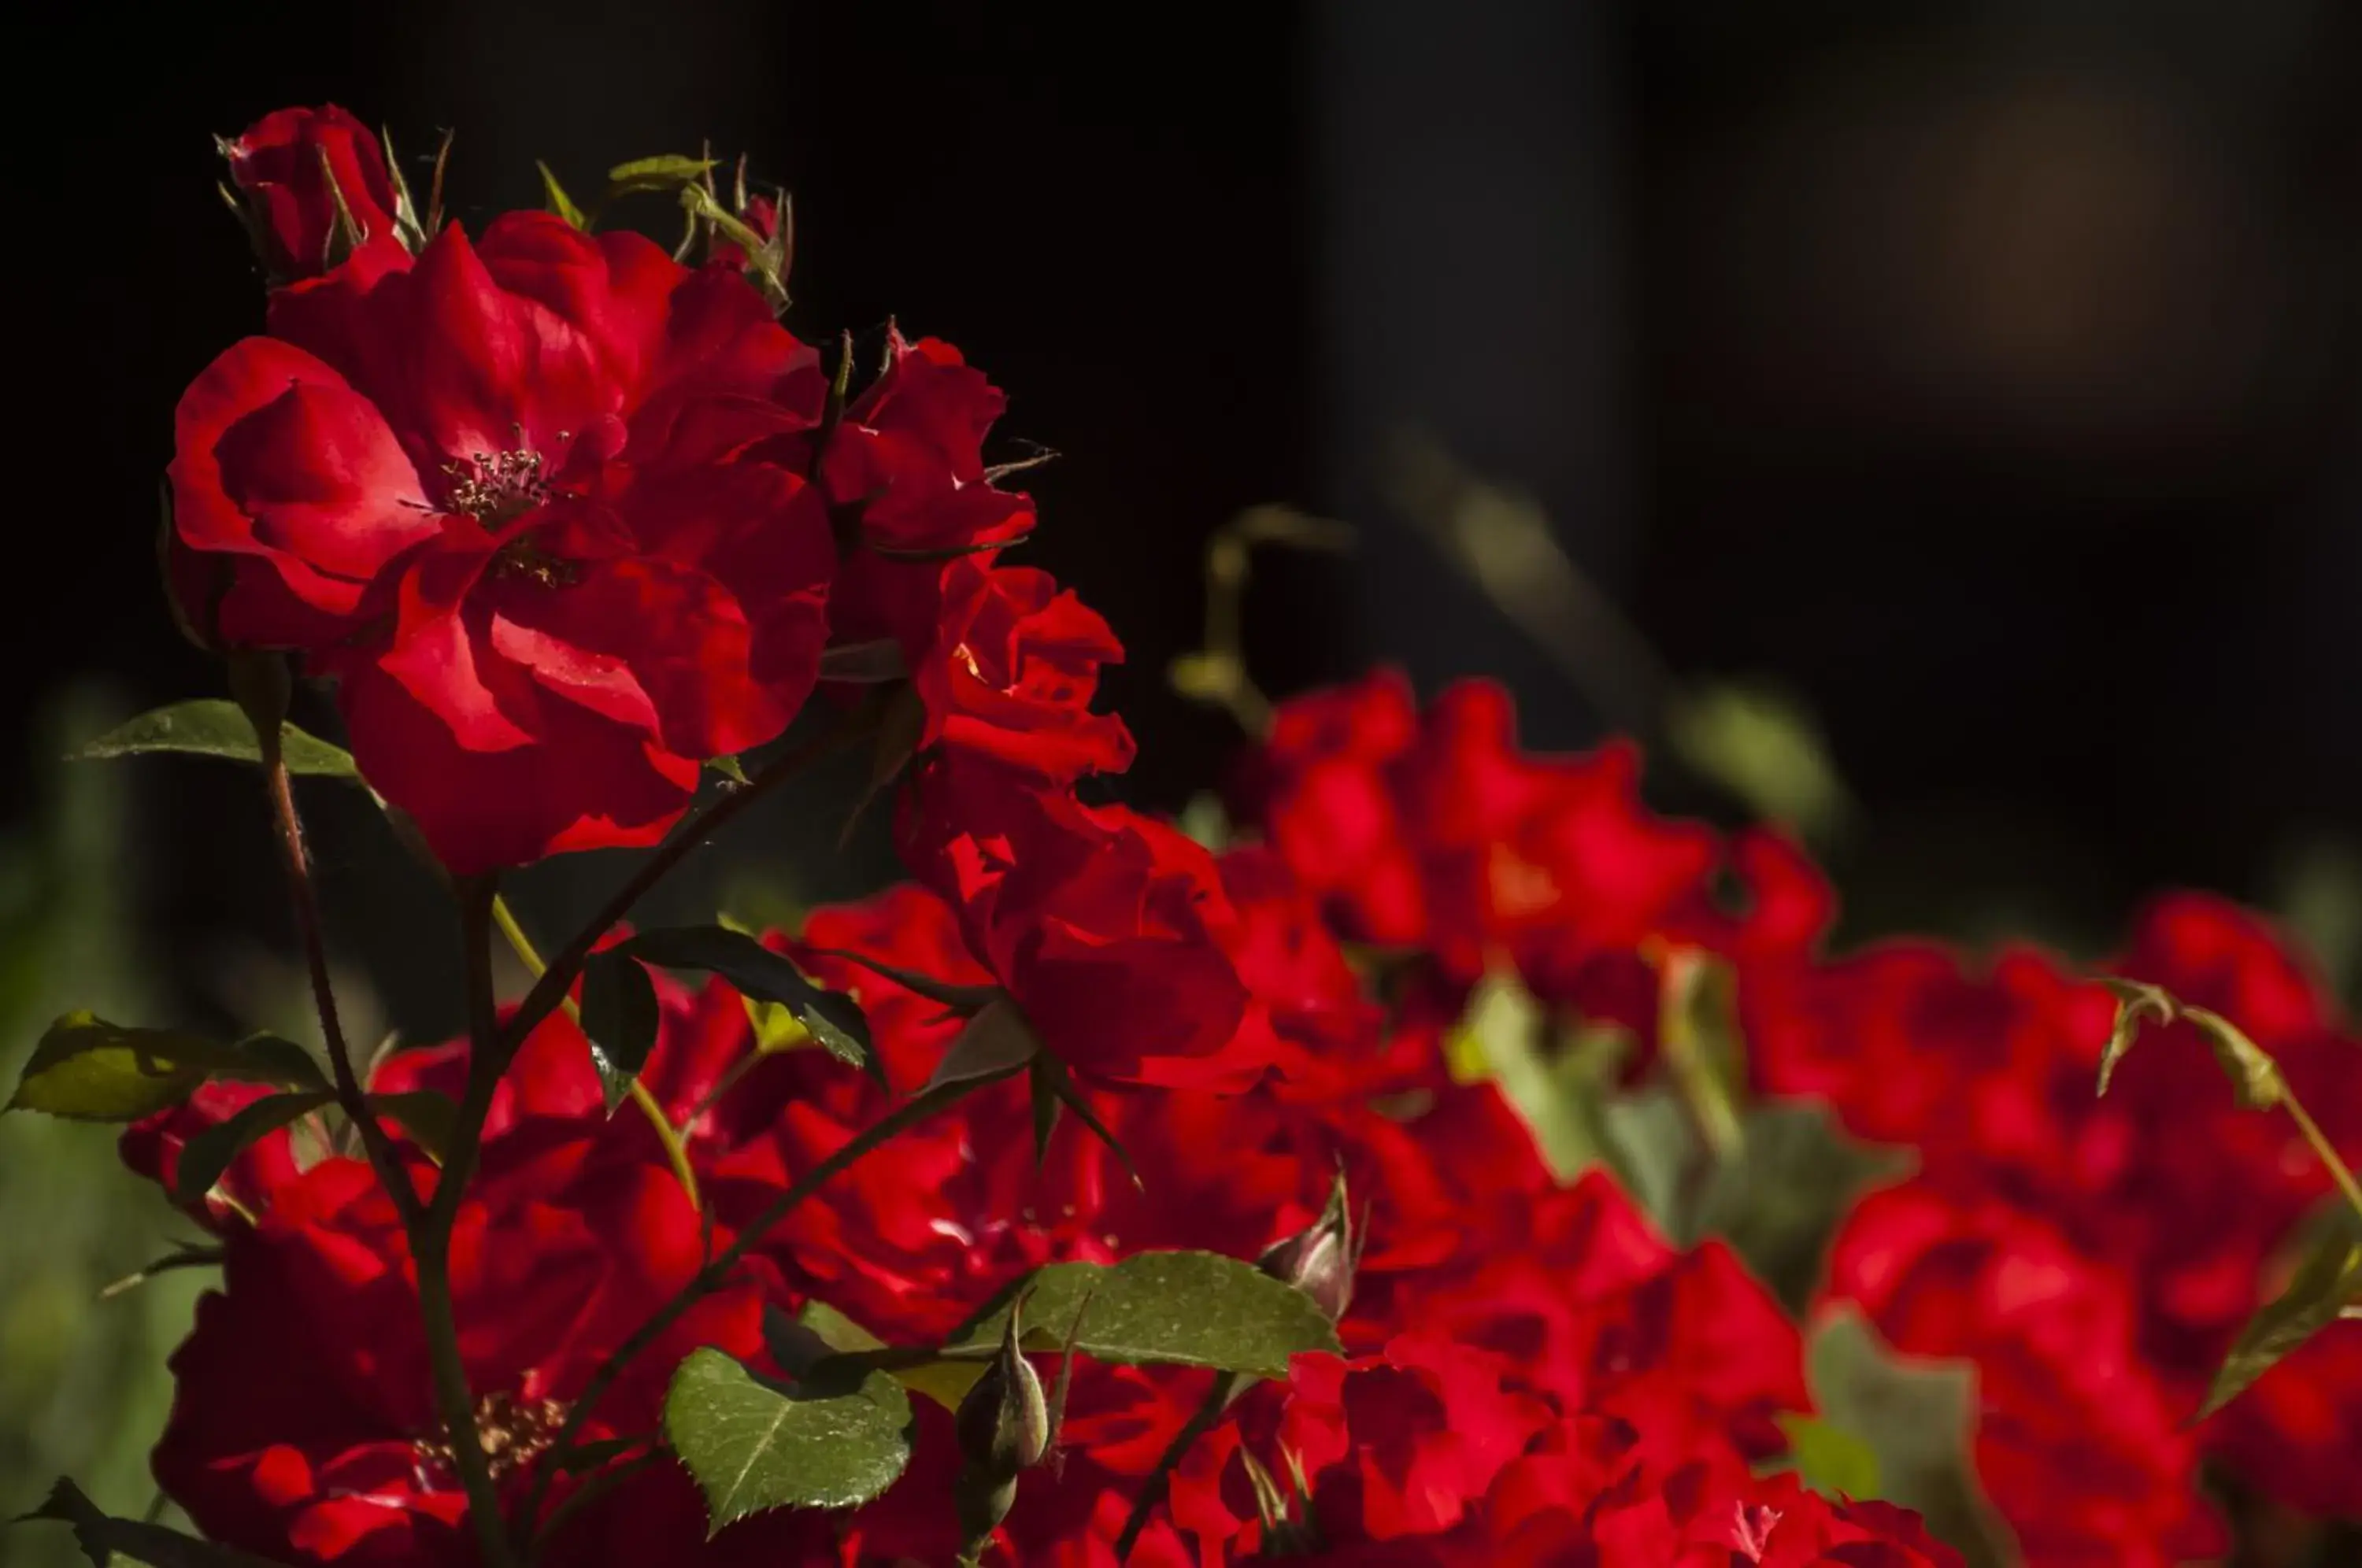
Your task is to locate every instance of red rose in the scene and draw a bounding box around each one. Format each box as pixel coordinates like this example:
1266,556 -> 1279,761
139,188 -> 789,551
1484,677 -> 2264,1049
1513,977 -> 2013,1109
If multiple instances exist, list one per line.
823,327 -> 1035,556
1267,1337 -> 1556,1545
1244,673 -> 1724,995
1391,682 -> 1718,988
1212,846 -> 1398,1100
1825,1182 -> 2229,1567
223,105 -> 405,282
170,212 -> 833,871
913,559 -> 1136,782
1492,1438 -> 1965,1567
153,1128 -> 765,1563
898,756 -> 1253,1087
1238,668 -> 1427,946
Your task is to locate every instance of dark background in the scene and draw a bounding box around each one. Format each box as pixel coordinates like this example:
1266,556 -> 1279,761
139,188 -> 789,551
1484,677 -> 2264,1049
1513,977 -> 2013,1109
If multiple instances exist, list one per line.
7,0 -> 2360,997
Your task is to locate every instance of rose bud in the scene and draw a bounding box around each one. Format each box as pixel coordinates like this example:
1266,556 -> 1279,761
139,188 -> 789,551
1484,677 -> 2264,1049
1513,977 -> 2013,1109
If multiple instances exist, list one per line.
953,1302 -> 1051,1559
1257,1168 -> 1359,1322
219,105 -> 403,280
957,1305 -> 1051,1481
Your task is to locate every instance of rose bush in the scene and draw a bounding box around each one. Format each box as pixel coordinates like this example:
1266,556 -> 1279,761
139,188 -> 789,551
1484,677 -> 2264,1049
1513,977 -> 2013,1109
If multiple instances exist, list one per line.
7,103 -> 2356,1568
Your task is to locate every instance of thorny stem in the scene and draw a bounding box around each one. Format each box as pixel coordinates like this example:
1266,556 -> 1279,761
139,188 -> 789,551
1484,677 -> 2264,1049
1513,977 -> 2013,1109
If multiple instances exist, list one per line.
491,894 -> 702,1217
501,713 -> 874,1060
518,1067 -> 1020,1548
416,875 -> 520,1568
259,727 -> 421,1226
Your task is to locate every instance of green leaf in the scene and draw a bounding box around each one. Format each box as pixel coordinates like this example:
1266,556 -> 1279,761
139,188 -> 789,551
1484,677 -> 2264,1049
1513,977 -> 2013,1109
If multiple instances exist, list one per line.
1592,1085 -> 1693,1230
927,996 -> 1041,1090
792,1301 -> 983,1411
369,1088 -> 459,1163
2200,1206 -> 2362,1418
236,1033 -> 331,1089
622,926 -> 882,1084
71,700 -> 360,779
13,1477 -> 287,1566
1806,1309 -> 2013,1567
604,154 -> 717,198
538,161 -> 588,227
1444,971 -> 1599,1180
663,1347 -> 915,1529
1664,681 -> 1854,846
1175,792 -> 1232,852
1768,1411 -> 1883,1501
942,1250 -> 1340,1378
8,1013 -> 321,1122
1687,1102 -> 1909,1314
578,949 -> 661,1111
2094,977 -> 2286,1109
173,1089 -> 332,1204
805,945 -> 1001,1014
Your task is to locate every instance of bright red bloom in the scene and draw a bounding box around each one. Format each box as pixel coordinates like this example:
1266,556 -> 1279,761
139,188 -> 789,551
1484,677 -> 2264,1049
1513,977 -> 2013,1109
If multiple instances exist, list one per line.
913,558 -> 1135,782
1826,1182 -> 2229,1567
1242,669 -> 1427,946
1243,673 -> 1723,997
898,756 -> 1253,1087
1275,1337 -> 1557,1544
223,105 -> 404,281
170,213 -> 833,871
150,1124 -> 764,1563
823,328 -> 1035,557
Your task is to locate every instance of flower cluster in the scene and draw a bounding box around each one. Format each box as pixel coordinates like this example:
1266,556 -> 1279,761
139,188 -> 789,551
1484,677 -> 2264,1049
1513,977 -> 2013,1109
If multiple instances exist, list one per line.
12,104 -> 2355,1568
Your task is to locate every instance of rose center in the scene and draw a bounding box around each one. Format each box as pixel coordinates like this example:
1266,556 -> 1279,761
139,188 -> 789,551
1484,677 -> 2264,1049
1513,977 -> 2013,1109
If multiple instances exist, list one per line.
412,1391 -> 568,1485
443,445 -> 553,525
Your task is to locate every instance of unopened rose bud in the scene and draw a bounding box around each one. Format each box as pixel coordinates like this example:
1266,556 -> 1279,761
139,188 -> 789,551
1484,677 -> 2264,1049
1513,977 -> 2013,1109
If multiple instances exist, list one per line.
1258,1169 -> 1357,1322
952,1305 -> 1051,1561
218,105 -> 402,282
956,1307 -> 1050,1479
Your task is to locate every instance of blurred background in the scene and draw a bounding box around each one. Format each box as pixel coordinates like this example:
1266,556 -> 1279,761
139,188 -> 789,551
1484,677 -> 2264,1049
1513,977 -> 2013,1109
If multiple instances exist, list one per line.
4,2 -> 2357,1559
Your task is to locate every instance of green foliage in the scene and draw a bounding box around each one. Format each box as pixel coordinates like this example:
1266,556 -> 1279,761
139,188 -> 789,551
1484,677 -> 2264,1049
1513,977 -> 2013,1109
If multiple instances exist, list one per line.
580,926 -> 880,1108
576,947 -> 661,1111
70,701 -> 359,781
1446,967 -> 1901,1311
2096,978 -> 2284,1109
602,155 -> 717,200
1806,1309 -> 2012,1567
13,1477 -> 284,1566
536,161 -> 588,228
2,686 -> 213,1563
1687,1102 -> 1908,1315
2201,1205 -> 2362,1418
663,1347 -> 915,1529
8,1015 -> 322,1122
170,1089 -> 331,1204
1768,1411 -> 1883,1501
940,1251 -> 1341,1379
